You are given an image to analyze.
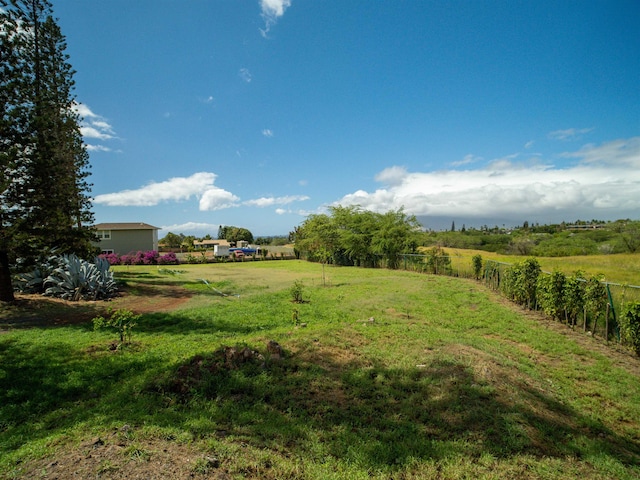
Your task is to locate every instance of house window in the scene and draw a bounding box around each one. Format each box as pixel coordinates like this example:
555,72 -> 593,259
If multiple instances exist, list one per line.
101,249 -> 114,255
97,230 -> 111,240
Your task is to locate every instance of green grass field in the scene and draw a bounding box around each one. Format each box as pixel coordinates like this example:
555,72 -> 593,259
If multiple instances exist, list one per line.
1,261 -> 639,479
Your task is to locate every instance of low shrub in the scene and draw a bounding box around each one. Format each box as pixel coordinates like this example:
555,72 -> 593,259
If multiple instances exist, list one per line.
93,308 -> 140,345
290,280 -> 305,303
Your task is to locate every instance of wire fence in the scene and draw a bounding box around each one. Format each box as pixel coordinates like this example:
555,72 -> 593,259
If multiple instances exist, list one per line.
394,252 -> 640,349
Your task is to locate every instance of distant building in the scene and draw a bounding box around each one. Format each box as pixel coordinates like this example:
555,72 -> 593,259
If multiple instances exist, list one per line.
93,222 -> 160,254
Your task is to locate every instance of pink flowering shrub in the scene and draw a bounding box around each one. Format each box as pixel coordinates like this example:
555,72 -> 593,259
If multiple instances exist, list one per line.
99,250 -> 179,266
158,252 -> 179,264
142,250 -> 159,264
101,253 -> 121,265
119,254 -> 135,265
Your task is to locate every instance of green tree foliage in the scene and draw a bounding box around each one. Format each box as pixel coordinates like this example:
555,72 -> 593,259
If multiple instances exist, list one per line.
372,209 -> 420,269
217,225 -> 254,244
620,223 -> 640,253
160,232 -> 183,248
1,0 -> 94,301
295,207 -> 420,269
295,213 -> 337,264
255,235 -> 289,246
332,206 -> 377,267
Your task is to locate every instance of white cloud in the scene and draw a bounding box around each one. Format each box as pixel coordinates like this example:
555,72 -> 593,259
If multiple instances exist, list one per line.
275,208 -> 287,215
450,154 -> 482,167
244,195 -> 309,207
548,127 -> 594,141
73,103 -> 98,119
74,103 -> 117,149
199,187 -> 241,211
80,126 -> 114,140
334,137 -> 640,222
524,140 -> 534,149
94,172 -> 240,210
561,137 -> 640,167
262,129 -> 274,137
259,0 -> 291,37
375,166 -> 408,186
85,144 -> 111,152
239,68 -> 252,83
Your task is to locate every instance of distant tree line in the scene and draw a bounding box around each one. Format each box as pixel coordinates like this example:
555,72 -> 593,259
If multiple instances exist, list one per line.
160,225 -> 257,250
422,219 -> 640,256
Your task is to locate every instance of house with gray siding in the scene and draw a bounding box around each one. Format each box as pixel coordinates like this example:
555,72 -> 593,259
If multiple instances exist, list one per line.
93,223 -> 160,254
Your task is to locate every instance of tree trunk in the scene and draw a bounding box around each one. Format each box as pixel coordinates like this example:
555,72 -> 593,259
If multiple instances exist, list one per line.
0,250 -> 15,303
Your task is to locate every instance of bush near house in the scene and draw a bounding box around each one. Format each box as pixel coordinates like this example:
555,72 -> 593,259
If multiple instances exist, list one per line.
100,251 -> 179,266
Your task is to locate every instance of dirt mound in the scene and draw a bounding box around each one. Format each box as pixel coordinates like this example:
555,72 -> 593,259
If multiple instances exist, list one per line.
159,341 -> 285,401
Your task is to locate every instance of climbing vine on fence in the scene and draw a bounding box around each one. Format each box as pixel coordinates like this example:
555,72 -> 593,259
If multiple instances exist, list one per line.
584,275 -> 608,333
501,258 -> 541,309
620,302 -> 640,356
564,271 -> 586,327
537,270 -> 566,321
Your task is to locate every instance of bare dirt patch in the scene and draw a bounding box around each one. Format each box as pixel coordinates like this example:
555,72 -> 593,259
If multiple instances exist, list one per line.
0,283 -> 192,330
14,430 -> 232,480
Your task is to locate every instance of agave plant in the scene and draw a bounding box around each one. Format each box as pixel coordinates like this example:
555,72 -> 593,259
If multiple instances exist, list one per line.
14,255 -> 60,293
39,254 -> 118,301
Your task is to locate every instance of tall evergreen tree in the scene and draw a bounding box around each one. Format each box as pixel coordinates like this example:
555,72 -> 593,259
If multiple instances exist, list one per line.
0,0 -> 94,302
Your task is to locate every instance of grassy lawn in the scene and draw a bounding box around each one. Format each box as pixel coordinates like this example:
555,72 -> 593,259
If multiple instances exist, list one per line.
1,261 -> 639,479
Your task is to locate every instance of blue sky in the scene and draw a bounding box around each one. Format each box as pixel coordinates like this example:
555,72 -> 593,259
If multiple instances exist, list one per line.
56,0 -> 639,237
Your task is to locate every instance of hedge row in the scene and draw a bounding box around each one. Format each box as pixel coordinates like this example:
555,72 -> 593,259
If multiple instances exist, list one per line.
493,257 -> 640,355
100,251 -> 179,266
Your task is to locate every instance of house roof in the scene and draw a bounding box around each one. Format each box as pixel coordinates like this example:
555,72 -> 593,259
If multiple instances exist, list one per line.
94,222 -> 160,230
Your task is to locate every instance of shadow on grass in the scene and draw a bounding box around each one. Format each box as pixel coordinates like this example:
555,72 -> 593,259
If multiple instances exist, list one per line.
135,311 -> 263,336
0,336 -> 165,451
2,336 -> 639,473
148,347 -> 640,469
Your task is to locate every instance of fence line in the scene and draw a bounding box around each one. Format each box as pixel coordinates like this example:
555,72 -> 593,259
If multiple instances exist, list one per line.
393,253 -> 639,349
